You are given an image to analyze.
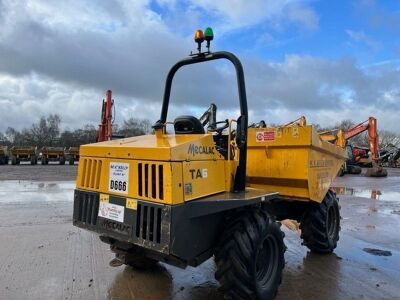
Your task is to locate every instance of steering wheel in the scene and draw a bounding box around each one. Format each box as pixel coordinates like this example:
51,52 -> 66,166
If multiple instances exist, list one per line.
208,119 -> 229,134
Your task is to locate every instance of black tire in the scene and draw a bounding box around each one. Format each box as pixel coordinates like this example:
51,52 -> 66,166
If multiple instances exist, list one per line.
11,156 -> 17,165
215,208 -> 285,300
300,190 -> 340,253
59,156 -> 65,165
16,159 -> 20,165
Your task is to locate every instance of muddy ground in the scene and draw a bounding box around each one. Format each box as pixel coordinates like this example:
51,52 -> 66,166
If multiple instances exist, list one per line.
0,166 -> 399,299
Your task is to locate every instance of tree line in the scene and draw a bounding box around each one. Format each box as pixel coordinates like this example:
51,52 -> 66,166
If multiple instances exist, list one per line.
0,115 -> 398,149
0,114 -> 151,148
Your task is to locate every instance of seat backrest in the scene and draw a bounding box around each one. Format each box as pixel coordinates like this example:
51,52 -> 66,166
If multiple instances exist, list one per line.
174,115 -> 205,134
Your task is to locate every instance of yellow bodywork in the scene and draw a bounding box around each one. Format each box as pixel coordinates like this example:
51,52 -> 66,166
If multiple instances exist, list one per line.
76,123 -> 346,206
246,125 -> 347,202
76,133 -> 237,205
319,129 -> 346,148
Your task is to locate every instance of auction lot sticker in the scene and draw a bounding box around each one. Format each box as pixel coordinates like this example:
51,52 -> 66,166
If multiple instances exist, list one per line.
109,162 -> 129,194
98,201 -> 125,223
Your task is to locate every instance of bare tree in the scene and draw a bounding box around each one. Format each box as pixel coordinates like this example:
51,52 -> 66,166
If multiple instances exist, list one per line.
117,118 -> 151,137
379,130 -> 400,148
29,114 -> 61,147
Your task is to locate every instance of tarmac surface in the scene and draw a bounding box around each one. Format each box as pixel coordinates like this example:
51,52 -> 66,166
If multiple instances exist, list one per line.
0,166 -> 399,299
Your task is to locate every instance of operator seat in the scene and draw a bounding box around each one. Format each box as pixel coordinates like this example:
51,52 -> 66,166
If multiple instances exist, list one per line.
174,115 -> 205,134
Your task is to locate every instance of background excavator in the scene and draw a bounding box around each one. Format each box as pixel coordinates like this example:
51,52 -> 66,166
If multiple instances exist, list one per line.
320,117 -> 387,177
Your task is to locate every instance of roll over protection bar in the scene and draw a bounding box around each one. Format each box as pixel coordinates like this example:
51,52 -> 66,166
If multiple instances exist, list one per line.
153,51 -> 248,192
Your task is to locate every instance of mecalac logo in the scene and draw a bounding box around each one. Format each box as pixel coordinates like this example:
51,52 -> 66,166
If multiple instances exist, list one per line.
187,144 -> 215,156
102,220 -> 130,234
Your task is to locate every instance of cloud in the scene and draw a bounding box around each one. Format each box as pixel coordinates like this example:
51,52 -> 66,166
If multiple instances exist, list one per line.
155,0 -> 319,34
0,0 -> 399,135
346,29 -> 379,50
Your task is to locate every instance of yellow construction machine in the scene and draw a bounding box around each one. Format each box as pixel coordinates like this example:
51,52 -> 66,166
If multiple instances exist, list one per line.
41,147 -> 66,165
9,146 -> 37,165
0,146 -> 8,165
73,29 -> 347,299
65,147 -> 80,165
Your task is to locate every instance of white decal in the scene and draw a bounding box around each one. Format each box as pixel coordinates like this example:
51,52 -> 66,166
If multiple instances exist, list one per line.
109,162 -> 129,194
98,202 -> 125,223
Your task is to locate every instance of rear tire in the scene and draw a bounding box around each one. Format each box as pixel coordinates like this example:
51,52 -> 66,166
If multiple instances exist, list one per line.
300,190 -> 340,253
215,208 -> 285,300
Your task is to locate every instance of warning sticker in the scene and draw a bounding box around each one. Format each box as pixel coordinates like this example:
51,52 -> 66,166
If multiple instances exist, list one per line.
126,198 -> 137,210
98,202 -> 125,223
256,130 -> 275,142
109,162 -> 129,194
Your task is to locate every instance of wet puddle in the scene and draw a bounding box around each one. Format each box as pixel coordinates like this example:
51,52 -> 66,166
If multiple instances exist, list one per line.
331,187 -> 400,201
0,180 -> 74,203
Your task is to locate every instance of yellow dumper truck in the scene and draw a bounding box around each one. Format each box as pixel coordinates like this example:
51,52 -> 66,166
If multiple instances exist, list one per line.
0,146 -> 8,165
41,147 -> 66,165
9,146 -> 37,165
65,147 -> 79,165
73,29 -> 346,299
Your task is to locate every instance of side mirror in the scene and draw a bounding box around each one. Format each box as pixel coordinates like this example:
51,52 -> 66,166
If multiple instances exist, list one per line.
236,115 -> 247,148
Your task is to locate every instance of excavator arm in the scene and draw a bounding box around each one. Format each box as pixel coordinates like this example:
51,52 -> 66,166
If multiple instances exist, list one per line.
343,117 -> 379,165
319,117 -> 387,177
97,90 -> 114,142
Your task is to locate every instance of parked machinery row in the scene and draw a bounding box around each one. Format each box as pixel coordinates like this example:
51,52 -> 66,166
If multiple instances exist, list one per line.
0,146 -> 79,165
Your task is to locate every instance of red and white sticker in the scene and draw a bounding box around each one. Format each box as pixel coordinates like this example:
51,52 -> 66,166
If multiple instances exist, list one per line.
256,130 -> 275,142
98,202 -> 125,223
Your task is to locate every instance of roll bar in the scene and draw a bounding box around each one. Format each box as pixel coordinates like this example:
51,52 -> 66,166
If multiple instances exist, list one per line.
153,51 -> 248,192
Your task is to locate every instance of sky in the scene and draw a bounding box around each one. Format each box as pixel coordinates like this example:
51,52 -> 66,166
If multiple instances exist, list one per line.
0,0 -> 399,132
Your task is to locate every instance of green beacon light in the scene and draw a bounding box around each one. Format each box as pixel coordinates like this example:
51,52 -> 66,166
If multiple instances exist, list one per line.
204,27 -> 214,52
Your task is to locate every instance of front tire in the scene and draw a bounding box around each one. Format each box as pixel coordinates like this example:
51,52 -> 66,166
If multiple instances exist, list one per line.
300,190 -> 340,253
215,208 -> 285,300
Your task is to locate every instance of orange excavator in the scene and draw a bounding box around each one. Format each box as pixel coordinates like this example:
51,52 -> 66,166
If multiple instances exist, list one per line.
320,117 -> 387,177
97,90 -> 114,142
